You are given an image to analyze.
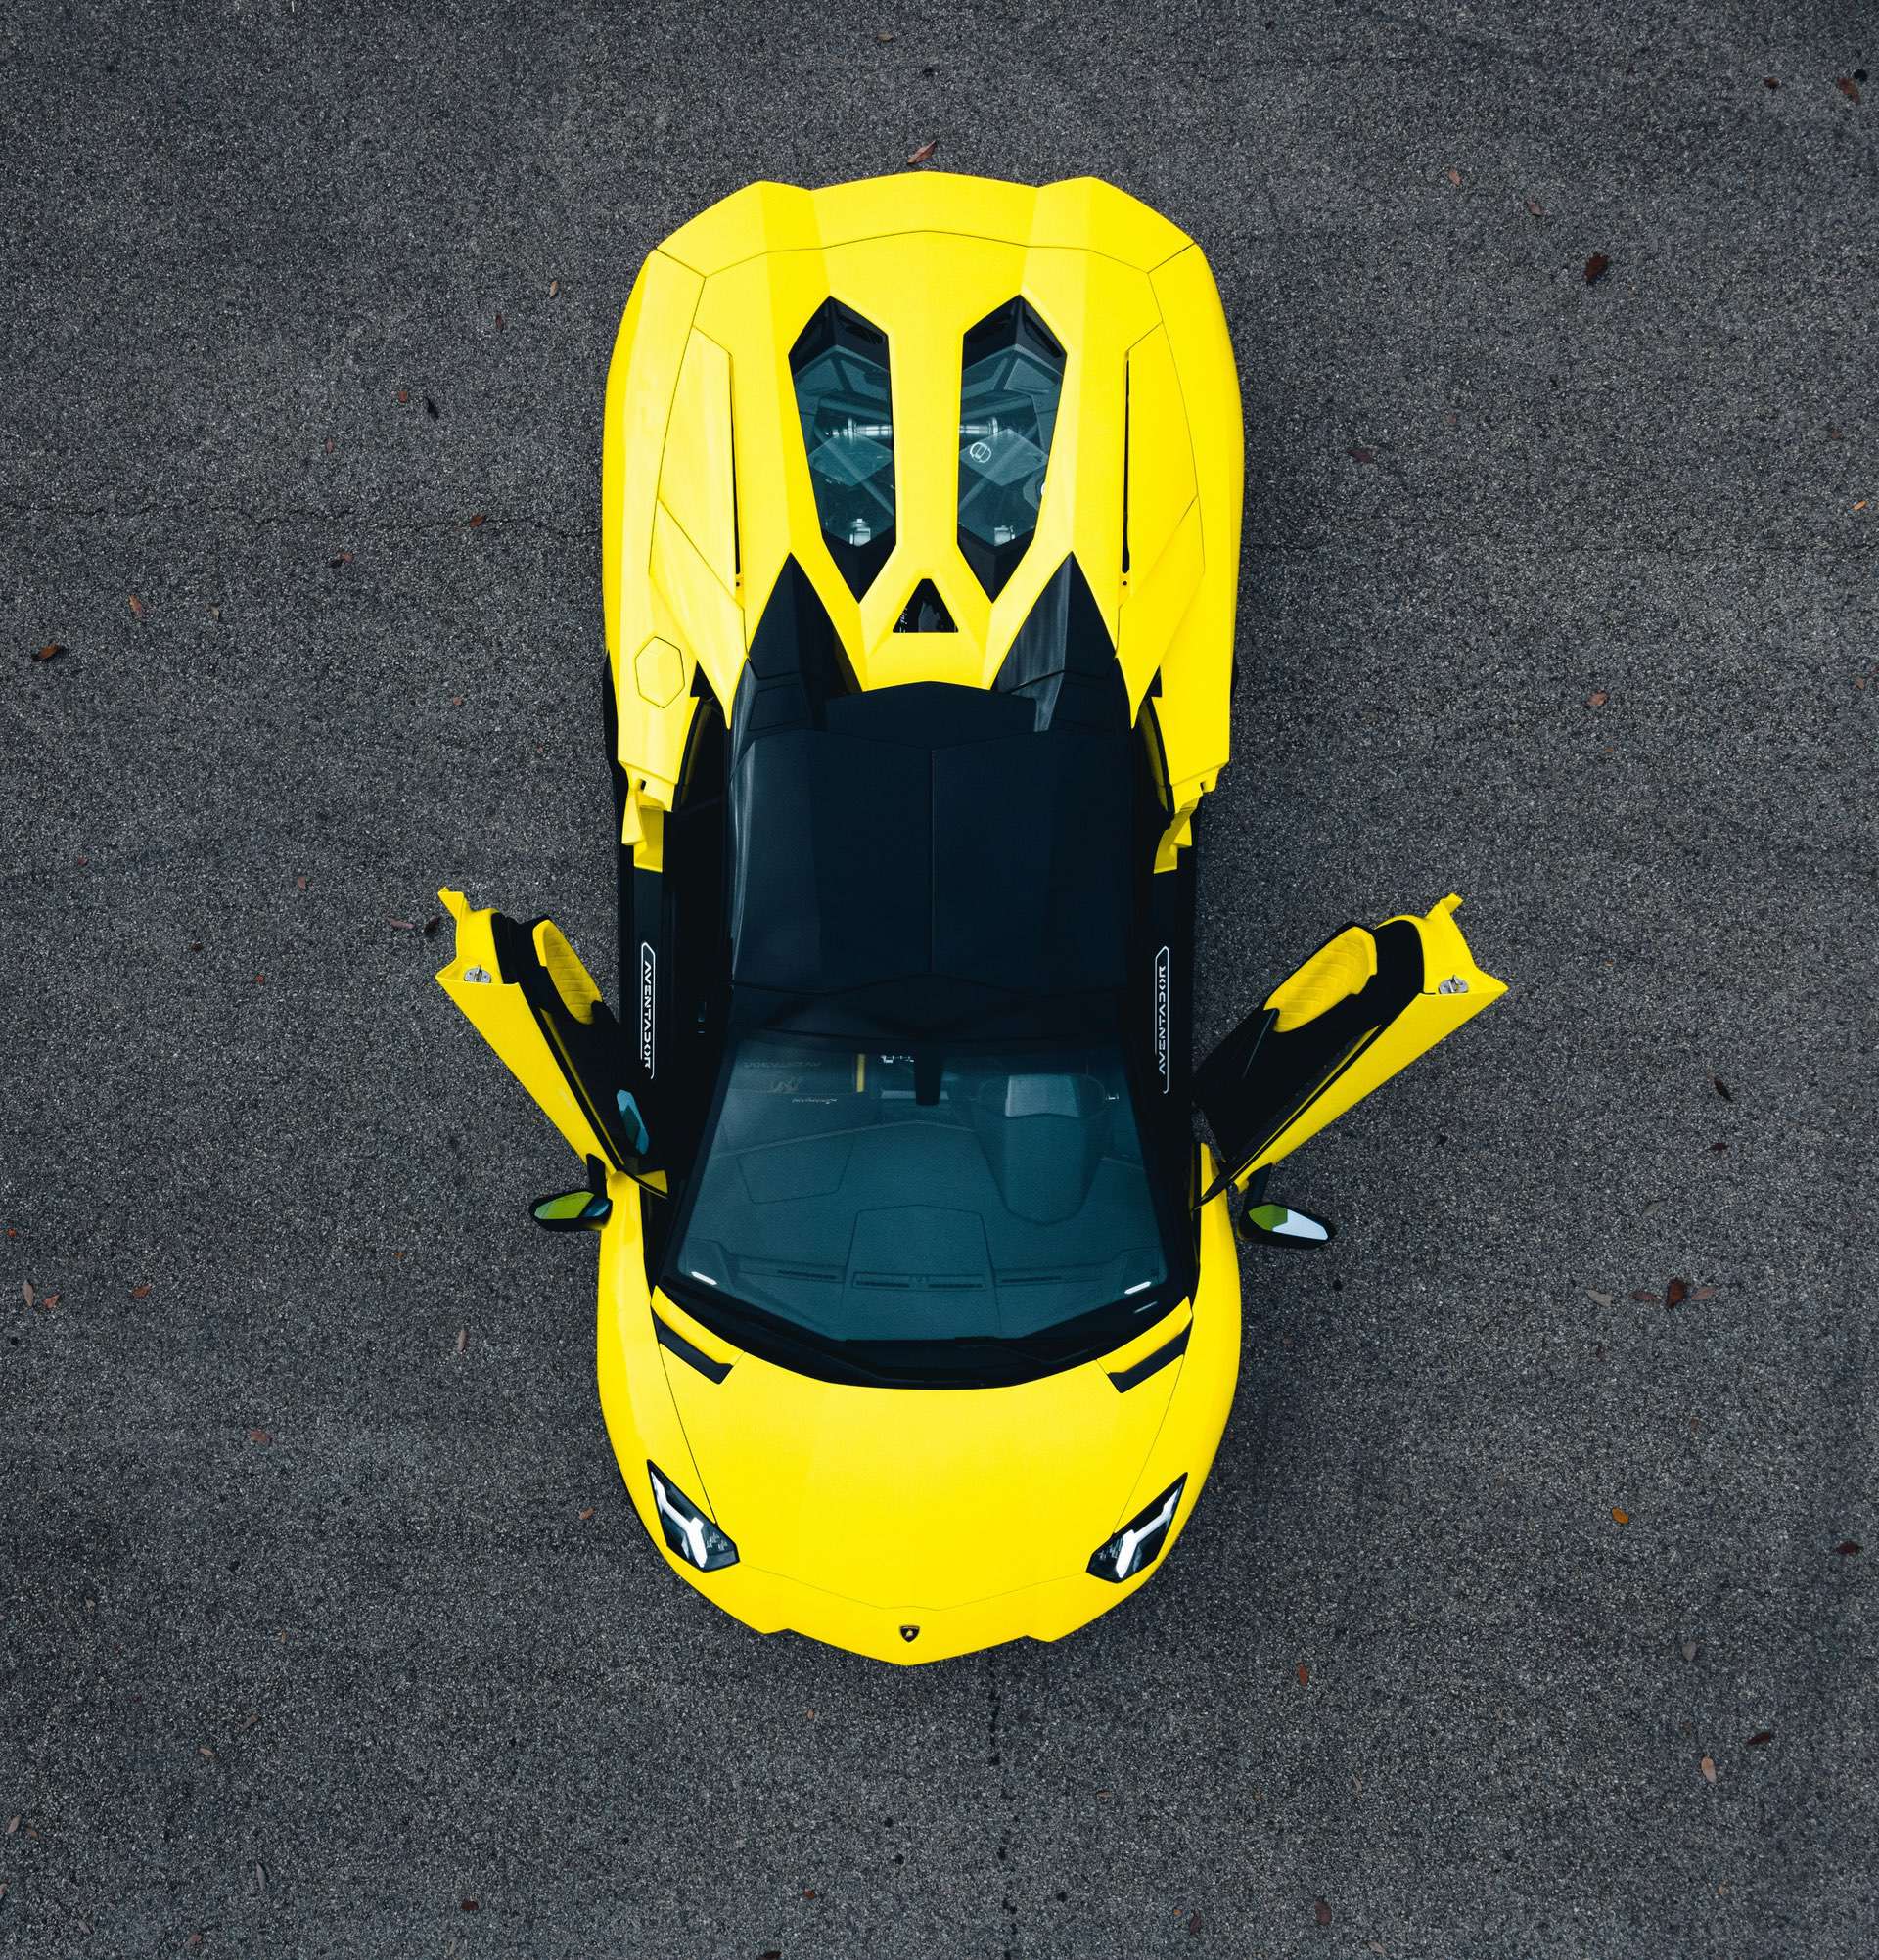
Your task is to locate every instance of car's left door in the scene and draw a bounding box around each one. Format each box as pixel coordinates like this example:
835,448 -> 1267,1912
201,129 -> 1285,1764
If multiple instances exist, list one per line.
435,887 -> 661,1185
1193,892 -> 1505,1198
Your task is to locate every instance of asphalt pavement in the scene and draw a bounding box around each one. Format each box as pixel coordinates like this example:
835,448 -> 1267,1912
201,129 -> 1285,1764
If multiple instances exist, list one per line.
3,2 -> 1876,1954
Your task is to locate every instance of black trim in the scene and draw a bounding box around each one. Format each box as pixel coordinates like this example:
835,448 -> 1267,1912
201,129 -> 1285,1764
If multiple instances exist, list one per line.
653,1312 -> 733,1383
1108,1323 -> 1190,1391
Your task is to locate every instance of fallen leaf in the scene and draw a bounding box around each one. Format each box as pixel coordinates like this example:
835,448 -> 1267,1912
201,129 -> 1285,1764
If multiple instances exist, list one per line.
1188,1913 -> 1204,1935
1445,167 -> 1461,187
1855,501 -> 1869,513
1525,196 -> 1545,217
495,312 -> 505,329
456,1327 -> 468,1354
907,138 -> 939,165
390,918 -> 418,931
1583,252 -> 1612,285
1835,1540 -> 1862,1556
1692,1285 -> 1718,1300
422,916 -> 442,936
1611,1507 -> 1629,1526
549,279 -> 560,297
37,1293 -> 58,1311
1747,1731 -> 1773,1747
1348,446 -> 1377,464
4,1815 -> 17,1834
1682,1640 -> 1700,1662
579,1507 -> 595,1522
461,1898 -> 480,1911
1587,689 -> 1609,707
468,513 -> 486,527
877,29 -> 895,41
1666,1278 -> 1689,1308
1585,1289 -> 1615,1307
1369,1945 -> 1388,1957
1712,1142 -> 1728,1153
1631,1290 -> 1661,1303
127,593 -> 145,618
131,1283 -> 151,1298
185,1935 -> 202,1952
208,604 -> 222,621
248,1428 -> 272,1444
33,641 -> 66,661
397,387 -> 410,403
328,551 -> 353,568
426,396 -> 440,419
1712,1075 -> 1732,1101
1836,77 -> 1861,104
20,1281 -> 32,1307
1700,1755 -> 1717,1784
1296,1663 -> 1309,1685
1764,77 -> 1779,89
1314,1898 -> 1332,1927
199,1745 -> 215,1759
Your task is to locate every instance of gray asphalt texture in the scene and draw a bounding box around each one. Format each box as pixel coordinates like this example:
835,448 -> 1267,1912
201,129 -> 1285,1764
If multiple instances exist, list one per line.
4,2 -> 1876,1955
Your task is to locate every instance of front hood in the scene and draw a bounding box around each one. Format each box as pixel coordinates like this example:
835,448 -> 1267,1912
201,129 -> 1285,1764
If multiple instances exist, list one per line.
652,1296 -> 1186,1611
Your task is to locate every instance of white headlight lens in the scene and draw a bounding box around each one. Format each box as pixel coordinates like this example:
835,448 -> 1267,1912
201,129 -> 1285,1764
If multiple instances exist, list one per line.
646,1463 -> 738,1572
1087,1476 -> 1186,1582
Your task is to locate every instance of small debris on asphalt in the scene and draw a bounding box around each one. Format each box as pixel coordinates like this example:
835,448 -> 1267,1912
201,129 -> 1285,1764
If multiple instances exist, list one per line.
1611,1507 -> 1629,1526
32,642 -> 65,661
907,138 -> 939,165
1583,252 -> 1612,284
1700,1755 -> 1718,1784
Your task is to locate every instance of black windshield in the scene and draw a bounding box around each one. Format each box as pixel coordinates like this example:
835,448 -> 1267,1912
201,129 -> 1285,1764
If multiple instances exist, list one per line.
663,1030 -> 1174,1385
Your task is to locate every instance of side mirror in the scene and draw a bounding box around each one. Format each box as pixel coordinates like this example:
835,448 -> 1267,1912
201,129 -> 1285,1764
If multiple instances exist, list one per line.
1236,1200 -> 1335,1249
529,1190 -> 613,1233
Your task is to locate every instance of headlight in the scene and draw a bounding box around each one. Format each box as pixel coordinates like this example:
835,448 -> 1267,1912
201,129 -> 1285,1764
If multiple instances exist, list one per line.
646,1463 -> 738,1572
1087,1476 -> 1186,1583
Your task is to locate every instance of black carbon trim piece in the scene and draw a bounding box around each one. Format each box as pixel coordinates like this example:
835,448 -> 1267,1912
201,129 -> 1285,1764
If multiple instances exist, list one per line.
653,1313 -> 733,1384
1108,1323 -> 1190,1391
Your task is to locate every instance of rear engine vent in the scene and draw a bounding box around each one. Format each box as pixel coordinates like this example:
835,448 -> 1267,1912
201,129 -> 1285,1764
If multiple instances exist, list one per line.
894,579 -> 956,633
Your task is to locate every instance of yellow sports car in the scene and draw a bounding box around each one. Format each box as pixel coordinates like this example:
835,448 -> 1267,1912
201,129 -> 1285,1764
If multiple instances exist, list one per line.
436,173 -> 1505,1664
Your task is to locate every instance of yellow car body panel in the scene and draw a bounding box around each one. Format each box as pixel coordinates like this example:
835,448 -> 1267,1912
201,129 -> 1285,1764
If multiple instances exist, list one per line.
436,173 -> 1504,1665
599,171 -> 1240,862
593,1154 -> 1240,1665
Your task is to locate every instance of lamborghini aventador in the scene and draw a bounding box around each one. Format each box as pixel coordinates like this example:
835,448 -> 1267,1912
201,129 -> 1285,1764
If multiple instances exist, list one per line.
435,172 -> 1505,1664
